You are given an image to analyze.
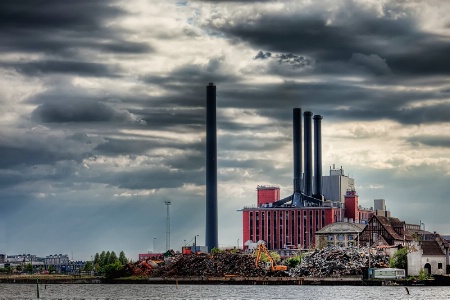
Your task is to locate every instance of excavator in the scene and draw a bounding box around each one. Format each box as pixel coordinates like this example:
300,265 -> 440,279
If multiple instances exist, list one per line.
254,243 -> 287,272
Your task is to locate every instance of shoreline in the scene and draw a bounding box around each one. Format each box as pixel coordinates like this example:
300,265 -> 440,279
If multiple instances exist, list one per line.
0,275 -> 449,286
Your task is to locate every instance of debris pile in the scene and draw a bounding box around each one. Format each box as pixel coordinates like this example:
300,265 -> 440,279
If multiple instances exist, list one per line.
123,259 -> 162,277
289,247 -> 390,277
151,252 -> 267,278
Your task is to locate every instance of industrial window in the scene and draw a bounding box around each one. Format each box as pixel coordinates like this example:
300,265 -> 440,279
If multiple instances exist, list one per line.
328,234 -> 333,241
438,263 -> 443,269
338,234 -> 344,241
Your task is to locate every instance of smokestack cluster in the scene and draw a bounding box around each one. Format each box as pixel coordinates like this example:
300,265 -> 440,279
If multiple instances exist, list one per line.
292,108 -> 323,204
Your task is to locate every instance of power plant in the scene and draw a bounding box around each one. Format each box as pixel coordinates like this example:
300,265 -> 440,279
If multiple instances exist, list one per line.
241,108 -> 362,250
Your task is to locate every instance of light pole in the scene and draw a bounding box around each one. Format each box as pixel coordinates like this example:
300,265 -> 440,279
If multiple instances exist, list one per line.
237,238 -> 240,249
153,237 -> 157,253
184,240 -> 187,247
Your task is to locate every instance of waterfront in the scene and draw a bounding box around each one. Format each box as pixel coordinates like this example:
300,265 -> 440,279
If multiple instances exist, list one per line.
1,284 -> 450,300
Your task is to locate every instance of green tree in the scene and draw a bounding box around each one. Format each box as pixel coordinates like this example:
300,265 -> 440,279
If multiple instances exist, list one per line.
104,251 -> 111,267
103,260 -> 124,279
94,253 -> 100,265
285,254 -> 303,269
16,265 -> 23,272
390,247 -> 407,269
108,251 -> 118,264
83,261 -> 93,272
48,265 -> 56,274
119,251 -> 128,265
24,263 -> 33,274
99,251 -> 106,267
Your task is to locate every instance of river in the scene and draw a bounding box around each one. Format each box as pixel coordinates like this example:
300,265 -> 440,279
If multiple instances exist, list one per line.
0,284 -> 450,300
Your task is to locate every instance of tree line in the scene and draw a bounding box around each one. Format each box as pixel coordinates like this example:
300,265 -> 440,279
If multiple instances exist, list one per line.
93,250 -> 129,278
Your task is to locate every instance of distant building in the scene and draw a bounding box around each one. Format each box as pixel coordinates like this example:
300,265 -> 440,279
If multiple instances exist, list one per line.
408,234 -> 449,276
322,165 -> 355,204
7,254 -> 36,263
373,199 -> 391,217
0,254 -> 5,263
315,222 -> 366,248
44,254 -> 70,273
359,215 -> 414,247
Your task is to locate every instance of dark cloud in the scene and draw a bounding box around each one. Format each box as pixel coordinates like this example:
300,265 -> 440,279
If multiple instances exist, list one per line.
0,0 -> 151,58
407,135 -> 450,148
207,2 -> 450,76
7,60 -> 120,77
32,100 -> 142,123
0,134 -> 94,168
254,51 -> 272,60
349,53 -> 391,76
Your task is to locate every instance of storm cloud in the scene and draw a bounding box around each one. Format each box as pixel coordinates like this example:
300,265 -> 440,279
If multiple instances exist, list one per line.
0,0 -> 449,260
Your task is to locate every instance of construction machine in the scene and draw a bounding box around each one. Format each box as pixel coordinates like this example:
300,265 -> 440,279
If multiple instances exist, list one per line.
254,243 -> 287,272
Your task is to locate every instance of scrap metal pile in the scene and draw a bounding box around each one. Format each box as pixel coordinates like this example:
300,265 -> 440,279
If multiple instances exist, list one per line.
123,259 -> 161,277
150,252 -> 267,278
289,247 -> 390,277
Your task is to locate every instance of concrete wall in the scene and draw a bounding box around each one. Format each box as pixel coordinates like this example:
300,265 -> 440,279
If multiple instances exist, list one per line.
408,250 -> 422,276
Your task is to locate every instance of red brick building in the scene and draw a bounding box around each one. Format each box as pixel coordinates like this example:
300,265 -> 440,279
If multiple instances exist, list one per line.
256,185 -> 280,207
242,189 -> 373,250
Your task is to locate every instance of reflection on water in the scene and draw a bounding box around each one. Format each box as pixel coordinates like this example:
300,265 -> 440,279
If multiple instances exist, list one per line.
0,284 -> 449,300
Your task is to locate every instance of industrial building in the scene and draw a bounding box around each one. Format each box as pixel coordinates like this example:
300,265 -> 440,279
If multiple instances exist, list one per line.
241,109 -> 374,250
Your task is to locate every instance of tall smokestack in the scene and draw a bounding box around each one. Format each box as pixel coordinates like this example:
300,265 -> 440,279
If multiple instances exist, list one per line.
303,111 -> 313,196
206,82 -> 218,250
292,108 -> 302,206
293,108 -> 302,194
313,115 -> 323,196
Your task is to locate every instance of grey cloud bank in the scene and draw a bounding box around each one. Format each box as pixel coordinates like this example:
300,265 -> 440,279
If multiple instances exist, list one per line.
0,0 -> 449,260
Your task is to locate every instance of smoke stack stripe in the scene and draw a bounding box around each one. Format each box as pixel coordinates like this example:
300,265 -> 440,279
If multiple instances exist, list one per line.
206,82 -> 218,250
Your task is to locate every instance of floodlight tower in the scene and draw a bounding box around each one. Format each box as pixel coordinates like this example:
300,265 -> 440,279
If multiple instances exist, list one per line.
165,201 -> 171,251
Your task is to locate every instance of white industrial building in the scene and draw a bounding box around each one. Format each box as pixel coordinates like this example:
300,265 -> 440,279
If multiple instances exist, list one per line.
321,165 -> 354,204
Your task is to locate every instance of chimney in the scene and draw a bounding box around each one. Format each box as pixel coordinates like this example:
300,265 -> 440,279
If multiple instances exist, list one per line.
293,108 -> 302,194
303,111 -> 313,196
206,82 -> 218,250
313,115 -> 323,196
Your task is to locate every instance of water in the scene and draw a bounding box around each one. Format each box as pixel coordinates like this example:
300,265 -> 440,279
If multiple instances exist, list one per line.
0,284 -> 449,300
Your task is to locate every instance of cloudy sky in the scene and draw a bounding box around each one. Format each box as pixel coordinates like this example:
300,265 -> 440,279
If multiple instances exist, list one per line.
1,0 -> 449,260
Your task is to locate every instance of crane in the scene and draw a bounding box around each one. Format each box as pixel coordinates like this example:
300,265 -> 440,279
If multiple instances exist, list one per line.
254,243 -> 287,272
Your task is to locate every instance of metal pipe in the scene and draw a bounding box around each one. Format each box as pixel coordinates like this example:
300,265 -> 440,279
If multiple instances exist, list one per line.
293,108 -> 302,193
313,115 -> 323,196
206,83 -> 218,250
303,111 -> 313,196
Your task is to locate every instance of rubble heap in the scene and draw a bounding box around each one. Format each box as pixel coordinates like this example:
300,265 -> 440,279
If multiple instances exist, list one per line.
123,260 -> 160,277
289,247 -> 390,277
151,252 -> 267,278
